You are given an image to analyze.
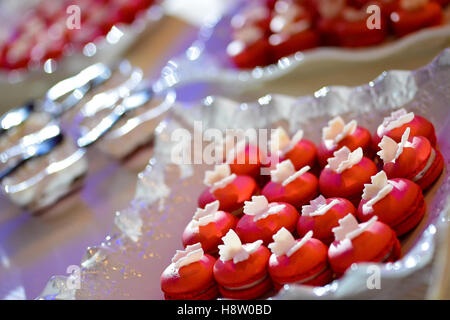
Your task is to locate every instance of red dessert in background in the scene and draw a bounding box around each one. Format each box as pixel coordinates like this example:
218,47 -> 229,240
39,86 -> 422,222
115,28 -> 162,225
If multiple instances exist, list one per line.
161,243 -> 219,300
390,0 -> 443,37
357,171 -> 425,236
377,128 -> 444,190
236,195 -> 300,245
262,160 -> 319,208
198,164 -> 258,214
318,116 -> 373,168
297,195 -> 357,245
213,230 -> 272,299
328,214 -> 401,276
319,147 -> 378,205
183,201 -> 239,254
268,228 -> 332,289
373,108 -> 437,147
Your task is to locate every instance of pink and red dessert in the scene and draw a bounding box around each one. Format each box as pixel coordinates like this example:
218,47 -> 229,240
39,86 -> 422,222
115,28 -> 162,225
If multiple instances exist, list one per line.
213,230 -> 272,299
373,108 -> 437,147
198,164 -> 258,214
319,147 -> 378,205
236,195 -> 300,245
268,228 -> 332,289
328,214 -> 401,276
377,127 -> 444,190
161,243 -> 219,300
182,201 -> 239,255
262,160 -> 319,208
297,195 -> 357,245
317,116 -> 373,167
357,171 -> 425,236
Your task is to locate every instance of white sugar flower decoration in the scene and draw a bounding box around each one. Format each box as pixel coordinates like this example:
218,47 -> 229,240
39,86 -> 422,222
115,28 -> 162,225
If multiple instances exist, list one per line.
332,214 -> 378,242
218,229 -> 263,264
270,159 -> 310,186
269,228 -> 313,257
191,201 -> 220,229
269,127 -> 304,155
361,171 -> 394,214
172,243 -> 204,270
204,164 -> 237,192
322,116 -> 357,149
379,108 -> 414,134
327,147 -> 363,174
243,195 -> 286,222
302,195 -> 340,217
377,127 -> 411,163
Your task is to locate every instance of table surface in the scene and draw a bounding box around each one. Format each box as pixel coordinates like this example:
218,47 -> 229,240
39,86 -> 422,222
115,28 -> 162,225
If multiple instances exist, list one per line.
0,1 -> 449,299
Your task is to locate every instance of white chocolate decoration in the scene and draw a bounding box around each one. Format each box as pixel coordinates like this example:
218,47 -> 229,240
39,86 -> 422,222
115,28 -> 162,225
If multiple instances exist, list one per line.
332,214 -> 378,242
400,0 -> 427,11
378,108 -> 414,136
302,195 -> 340,217
362,171 -> 394,214
234,26 -> 264,45
269,228 -> 313,257
322,117 -> 357,149
218,229 -> 263,264
270,159 -> 310,186
191,200 -> 220,229
243,195 -> 286,222
377,128 -> 411,163
270,127 -> 304,156
172,243 -> 204,270
327,147 -> 363,174
204,164 -> 236,192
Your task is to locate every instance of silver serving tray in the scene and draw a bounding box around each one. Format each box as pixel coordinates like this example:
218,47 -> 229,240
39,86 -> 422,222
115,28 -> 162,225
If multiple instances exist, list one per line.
38,48 -> 450,300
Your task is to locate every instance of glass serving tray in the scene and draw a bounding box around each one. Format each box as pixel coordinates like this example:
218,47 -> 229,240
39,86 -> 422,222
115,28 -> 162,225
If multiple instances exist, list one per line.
38,48 -> 450,300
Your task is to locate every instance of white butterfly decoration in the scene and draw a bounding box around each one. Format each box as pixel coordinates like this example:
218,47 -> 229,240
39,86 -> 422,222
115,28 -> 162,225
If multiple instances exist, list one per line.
269,228 -> 313,257
361,171 -> 394,214
302,195 -> 340,217
380,108 -> 414,132
269,127 -> 304,155
322,116 -> 357,148
191,200 -> 220,229
332,214 -> 378,242
218,230 -> 263,264
172,243 -> 204,270
243,195 -> 285,222
377,127 -> 411,163
327,146 -> 363,174
203,164 -> 236,192
270,159 -> 310,186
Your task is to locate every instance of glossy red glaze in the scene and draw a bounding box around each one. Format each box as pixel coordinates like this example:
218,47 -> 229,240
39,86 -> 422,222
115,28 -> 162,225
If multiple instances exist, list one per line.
281,139 -> 318,171
161,254 -> 219,300
318,126 -> 373,168
227,38 -> 272,69
269,238 -> 332,289
297,197 -> 357,245
382,136 -> 443,190
213,245 -> 271,299
262,172 -> 319,209
236,202 -> 300,245
390,2 -> 443,37
229,144 -> 264,178
182,211 -> 239,254
328,221 -> 401,275
319,157 -> 378,205
373,114 -> 437,148
198,175 -> 258,213
357,178 -> 425,236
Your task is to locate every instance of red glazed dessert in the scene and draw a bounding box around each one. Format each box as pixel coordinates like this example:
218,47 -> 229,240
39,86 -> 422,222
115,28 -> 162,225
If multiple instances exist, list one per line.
230,3 -> 272,34
373,108 -> 437,147
268,1 -> 319,60
297,195 -> 357,245
328,214 -> 401,276
269,127 -> 318,171
161,243 -> 219,300
317,3 -> 388,47
389,0 -> 443,37
318,116 -> 373,168
183,201 -> 239,255
357,171 -> 425,236
268,228 -> 332,289
319,147 -> 378,205
198,164 -> 258,214
213,230 -> 272,299
228,142 -> 265,179
236,195 -> 300,245
377,128 -> 444,190
262,160 -> 319,208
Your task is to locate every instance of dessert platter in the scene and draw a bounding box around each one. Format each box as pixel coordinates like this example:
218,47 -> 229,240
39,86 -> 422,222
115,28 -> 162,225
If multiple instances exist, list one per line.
0,0 -> 164,109
37,48 -> 449,300
156,0 -> 450,91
